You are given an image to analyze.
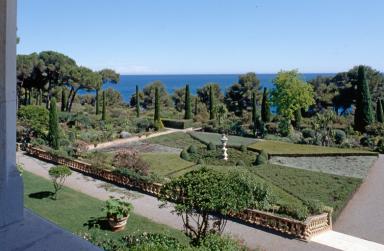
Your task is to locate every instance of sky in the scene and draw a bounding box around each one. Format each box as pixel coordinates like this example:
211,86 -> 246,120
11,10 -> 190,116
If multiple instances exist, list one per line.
17,0 -> 384,74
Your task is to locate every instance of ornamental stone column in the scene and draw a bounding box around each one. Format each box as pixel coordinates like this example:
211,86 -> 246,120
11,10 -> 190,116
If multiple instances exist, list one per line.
0,0 -> 23,227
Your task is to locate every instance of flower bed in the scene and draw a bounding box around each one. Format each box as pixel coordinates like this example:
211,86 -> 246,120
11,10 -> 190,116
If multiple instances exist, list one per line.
26,146 -> 332,241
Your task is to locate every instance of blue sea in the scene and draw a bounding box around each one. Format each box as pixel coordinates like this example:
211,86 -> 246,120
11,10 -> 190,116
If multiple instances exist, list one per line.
81,73 -> 335,103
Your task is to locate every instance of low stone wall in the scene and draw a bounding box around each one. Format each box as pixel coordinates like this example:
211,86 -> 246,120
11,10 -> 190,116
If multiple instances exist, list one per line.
26,146 -> 331,240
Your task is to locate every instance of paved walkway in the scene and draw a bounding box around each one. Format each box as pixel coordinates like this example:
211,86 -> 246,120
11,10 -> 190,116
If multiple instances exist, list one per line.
87,127 -> 199,151
17,152 -> 334,251
334,154 -> 384,244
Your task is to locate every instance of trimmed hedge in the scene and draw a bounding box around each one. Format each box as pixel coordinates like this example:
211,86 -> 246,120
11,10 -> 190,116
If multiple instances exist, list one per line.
162,119 -> 193,129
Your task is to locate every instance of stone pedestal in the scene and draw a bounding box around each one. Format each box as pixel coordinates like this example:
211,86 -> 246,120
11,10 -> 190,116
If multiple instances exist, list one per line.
0,0 -> 24,227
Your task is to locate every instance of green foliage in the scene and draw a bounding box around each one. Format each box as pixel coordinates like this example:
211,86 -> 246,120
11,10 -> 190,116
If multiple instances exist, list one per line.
161,119 -> 193,129
197,159 -> 205,165
154,86 -> 162,130
48,165 -> 72,200
180,150 -> 190,161
48,98 -> 60,149
136,85 -> 140,118
209,85 -> 215,120
145,132 -> 205,149
376,99 -> 384,123
261,87 -> 271,122
302,128 -> 316,138
103,198 -> 133,219
376,138 -> 384,153
154,119 -> 164,131
189,132 -> 256,147
293,109 -> 302,129
334,129 -> 346,145
17,105 -> 49,138
271,70 -> 315,120
197,234 -> 247,251
236,160 -> 245,166
240,144 -> 247,152
207,142 -> 216,151
213,103 -> 228,125
184,84 -> 192,119
124,233 -> 186,251
304,199 -> 325,215
278,118 -> 292,137
187,145 -> 198,154
189,147 -> 256,167
143,81 -> 171,109
61,88 -> 67,112
255,150 -> 268,165
312,109 -> 337,146
196,83 -> 223,108
354,66 -> 374,132
102,91 -> 106,121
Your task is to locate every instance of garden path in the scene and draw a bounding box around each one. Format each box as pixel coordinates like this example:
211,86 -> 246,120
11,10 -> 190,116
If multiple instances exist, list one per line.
87,127 -> 200,151
17,152 -> 335,251
334,154 -> 384,244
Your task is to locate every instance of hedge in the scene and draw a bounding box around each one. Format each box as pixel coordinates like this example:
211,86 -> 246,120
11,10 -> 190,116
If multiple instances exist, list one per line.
162,119 -> 193,129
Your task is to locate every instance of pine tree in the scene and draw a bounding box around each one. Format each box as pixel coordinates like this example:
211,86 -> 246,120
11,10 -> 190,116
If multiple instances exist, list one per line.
184,84 -> 192,119
261,87 -> 271,122
209,85 -> 215,120
102,91 -> 106,121
354,66 -> 374,132
95,89 -> 100,115
61,88 -> 67,112
48,98 -> 59,150
136,85 -> 140,118
377,99 -> 384,123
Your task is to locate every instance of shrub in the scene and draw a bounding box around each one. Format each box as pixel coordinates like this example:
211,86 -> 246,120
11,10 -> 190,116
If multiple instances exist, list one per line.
239,144 -> 247,152
197,159 -> 205,165
161,119 -> 193,129
278,119 -> 291,137
124,233 -> 185,251
365,122 -> 384,136
207,142 -> 216,151
304,199 -> 325,215
103,198 -> 133,220
198,234 -> 247,251
360,136 -> 374,147
302,128 -> 315,138
30,138 -> 46,147
254,150 -> 268,165
187,145 -> 198,154
113,150 -> 149,176
17,105 -> 49,138
180,150 -> 190,161
278,203 -> 309,221
265,122 -> 278,135
376,138 -> 384,153
236,160 -> 245,166
48,165 -> 72,200
334,129 -> 346,145
154,119 -> 164,131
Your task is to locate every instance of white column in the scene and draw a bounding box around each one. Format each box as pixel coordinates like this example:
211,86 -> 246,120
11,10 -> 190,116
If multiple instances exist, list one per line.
0,0 -> 23,227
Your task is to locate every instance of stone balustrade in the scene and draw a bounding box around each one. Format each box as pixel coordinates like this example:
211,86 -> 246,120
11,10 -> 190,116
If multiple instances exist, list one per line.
26,146 -> 331,240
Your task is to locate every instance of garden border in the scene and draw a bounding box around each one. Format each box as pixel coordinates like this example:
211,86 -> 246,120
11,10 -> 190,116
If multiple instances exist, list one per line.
26,146 -> 332,241
247,148 -> 379,158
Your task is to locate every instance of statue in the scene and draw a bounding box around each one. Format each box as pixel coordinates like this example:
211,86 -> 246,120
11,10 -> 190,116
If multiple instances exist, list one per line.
221,134 -> 228,161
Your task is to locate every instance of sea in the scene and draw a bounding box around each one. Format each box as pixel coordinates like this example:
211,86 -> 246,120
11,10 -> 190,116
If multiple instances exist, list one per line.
81,73 -> 335,103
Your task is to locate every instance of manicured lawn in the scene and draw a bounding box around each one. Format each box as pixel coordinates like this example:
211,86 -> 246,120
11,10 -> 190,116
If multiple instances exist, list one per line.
23,171 -> 189,244
141,153 -> 196,177
145,132 -> 205,149
189,132 -> 257,147
248,140 -> 376,156
252,164 -> 363,219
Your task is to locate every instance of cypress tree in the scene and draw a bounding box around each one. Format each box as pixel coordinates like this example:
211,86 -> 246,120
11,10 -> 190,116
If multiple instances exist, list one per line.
136,85 -> 140,118
194,98 -> 198,116
252,92 -> 258,136
354,66 -> 374,132
48,98 -> 59,150
184,84 -> 192,119
294,109 -> 302,129
377,99 -> 384,123
154,86 -> 160,122
95,89 -> 100,115
209,85 -> 215,120
61,88 -> 67,112
102,91 -> 106,121
261,87 -> 271,122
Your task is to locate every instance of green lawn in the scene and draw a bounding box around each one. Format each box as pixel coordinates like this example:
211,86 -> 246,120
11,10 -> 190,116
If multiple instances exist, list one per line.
252,164 -> 363,219
189,132 -> 257,147
145,132 -> 205,149
141,153 -> 196,177
248,140 -> 376,156
23,171 -> 189,244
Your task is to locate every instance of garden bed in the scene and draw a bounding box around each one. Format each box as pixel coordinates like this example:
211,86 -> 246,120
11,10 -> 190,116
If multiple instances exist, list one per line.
248,140 -> 378,157
141,153 -> 196,177
189,132 -> 257,147
144,132 -> 205,149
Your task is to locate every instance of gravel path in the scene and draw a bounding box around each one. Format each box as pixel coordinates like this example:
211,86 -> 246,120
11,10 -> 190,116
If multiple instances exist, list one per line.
270,156 -> 378,178
334,154 -> 384,244
17,152 -> 335,251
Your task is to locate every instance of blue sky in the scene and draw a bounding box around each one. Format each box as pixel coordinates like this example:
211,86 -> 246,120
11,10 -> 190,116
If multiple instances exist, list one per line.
17,0 -> 384,74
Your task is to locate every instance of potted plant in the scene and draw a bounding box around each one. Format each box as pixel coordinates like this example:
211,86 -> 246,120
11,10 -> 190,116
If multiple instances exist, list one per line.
103,198 -> 133,231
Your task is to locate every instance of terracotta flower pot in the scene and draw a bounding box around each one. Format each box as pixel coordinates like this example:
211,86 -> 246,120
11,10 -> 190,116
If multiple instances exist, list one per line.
107,215 -> 129,232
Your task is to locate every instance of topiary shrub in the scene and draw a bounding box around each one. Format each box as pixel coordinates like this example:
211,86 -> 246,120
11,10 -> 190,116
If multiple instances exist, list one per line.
376,138 -> 384,153
154,119 -> 164,131
180,149 -> 190,161
334,129 -> 346,145
236,160 -> 245,166
207,142 -> 216,151
302,128 -> 315,138
197,159 -> 205,165
240,144 -> 247,152
187,145 -> 197,154
255,150 -> 268,165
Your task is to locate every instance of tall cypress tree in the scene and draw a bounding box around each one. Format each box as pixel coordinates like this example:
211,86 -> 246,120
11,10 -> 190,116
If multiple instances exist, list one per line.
377,99 -> 384,123
184,84 -> 192,119
209,85 -> 215,120
95,89 -> 100,115
252,92 -> 258,136
102,91 -> 106,121
136,85 -> 140,118
154,86 -> 160,122
194,98 -> 198,116
61,88 -> 67,112
261,87 -> 271,122
48,98 -> 59,150
354,66 -> 374,132
294,109 -> 302,129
